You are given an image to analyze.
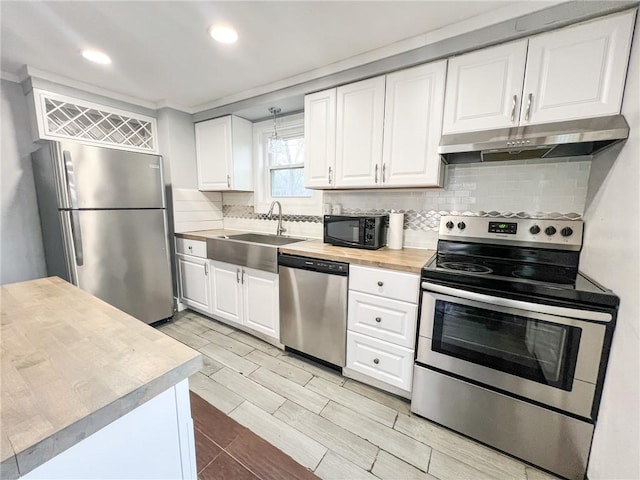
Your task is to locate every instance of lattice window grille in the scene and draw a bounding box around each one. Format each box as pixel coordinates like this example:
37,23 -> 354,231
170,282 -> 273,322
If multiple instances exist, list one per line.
42,97 -> 155,151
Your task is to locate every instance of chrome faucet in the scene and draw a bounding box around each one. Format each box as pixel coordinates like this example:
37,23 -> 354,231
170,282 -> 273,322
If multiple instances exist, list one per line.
267,200 -> 286,236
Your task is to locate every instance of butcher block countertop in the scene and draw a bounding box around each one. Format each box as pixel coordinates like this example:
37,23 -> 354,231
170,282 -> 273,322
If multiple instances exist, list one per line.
0,277 -> 202,479
280,240 -> 435,274
176,230 -> 434,273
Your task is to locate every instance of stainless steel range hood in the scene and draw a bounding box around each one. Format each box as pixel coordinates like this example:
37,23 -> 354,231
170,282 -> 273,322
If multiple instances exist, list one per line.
438,115 -> 629,164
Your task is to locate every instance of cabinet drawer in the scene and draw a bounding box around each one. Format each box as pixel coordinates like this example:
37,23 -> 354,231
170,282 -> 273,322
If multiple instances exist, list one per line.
346,331 -> 413,392
348,291 -> 417,348
349,265 -> 419,303
176,238 -> 207,258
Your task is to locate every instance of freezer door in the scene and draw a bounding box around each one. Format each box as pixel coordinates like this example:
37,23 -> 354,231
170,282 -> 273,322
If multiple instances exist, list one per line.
57,142 -> 165,209
61,209 -> 173,324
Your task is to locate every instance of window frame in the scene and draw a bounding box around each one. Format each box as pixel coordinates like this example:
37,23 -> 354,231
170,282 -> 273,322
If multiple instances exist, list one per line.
253,113 -> 323,215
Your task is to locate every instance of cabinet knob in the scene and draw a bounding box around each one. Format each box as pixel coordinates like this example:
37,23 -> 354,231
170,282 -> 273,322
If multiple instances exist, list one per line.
375,317 -> 382,323
377,281 -> 383,287
373,358 -> 380,365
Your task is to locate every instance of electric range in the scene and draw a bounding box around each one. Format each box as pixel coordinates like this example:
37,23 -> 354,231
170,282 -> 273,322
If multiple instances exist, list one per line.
412,215 -> 618,480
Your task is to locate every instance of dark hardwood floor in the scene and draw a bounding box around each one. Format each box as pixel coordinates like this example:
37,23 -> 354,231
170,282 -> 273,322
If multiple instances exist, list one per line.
190,392 -> 319,480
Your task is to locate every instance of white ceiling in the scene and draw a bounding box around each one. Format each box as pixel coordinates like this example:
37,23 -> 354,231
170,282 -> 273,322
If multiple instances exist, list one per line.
2,1 -> 538,112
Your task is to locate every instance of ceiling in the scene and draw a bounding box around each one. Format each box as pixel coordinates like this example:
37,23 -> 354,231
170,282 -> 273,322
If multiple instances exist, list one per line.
1,1 -> 526,112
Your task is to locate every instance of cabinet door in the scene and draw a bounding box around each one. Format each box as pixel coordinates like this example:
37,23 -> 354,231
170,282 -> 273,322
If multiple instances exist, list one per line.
521,10 -> 635,125
304,89 -> 337,188
335,76 -> 386,187
382,61 -> 447,187
348,291 -> 418,349
195,117 -> 232,191
177,254 -> 210,312
209,260 -> 242,325
443,40 -> 527,134
346,331 -> 414,392
242,267 -> 279,339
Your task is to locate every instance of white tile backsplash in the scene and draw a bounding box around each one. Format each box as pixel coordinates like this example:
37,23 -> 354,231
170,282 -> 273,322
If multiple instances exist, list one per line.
222,217 -> 323,239
173,188 -> 223,233
220,158 -> 592,249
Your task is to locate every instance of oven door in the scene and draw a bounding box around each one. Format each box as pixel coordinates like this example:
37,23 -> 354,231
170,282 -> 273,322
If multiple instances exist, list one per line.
417,282 -> 610,420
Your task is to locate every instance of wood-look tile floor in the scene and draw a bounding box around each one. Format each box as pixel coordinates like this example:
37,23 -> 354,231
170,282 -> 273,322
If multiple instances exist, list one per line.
158,312 -> 561,480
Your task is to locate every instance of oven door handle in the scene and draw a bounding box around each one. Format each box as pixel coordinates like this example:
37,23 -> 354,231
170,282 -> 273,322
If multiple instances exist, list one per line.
421,282 -> 612,322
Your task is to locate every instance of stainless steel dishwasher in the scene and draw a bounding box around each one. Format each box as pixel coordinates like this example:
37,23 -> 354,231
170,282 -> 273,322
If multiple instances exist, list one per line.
278,253 -> 348,367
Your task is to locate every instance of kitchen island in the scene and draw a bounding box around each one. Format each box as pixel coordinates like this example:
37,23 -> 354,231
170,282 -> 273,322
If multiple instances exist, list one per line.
0,277 -> 202,479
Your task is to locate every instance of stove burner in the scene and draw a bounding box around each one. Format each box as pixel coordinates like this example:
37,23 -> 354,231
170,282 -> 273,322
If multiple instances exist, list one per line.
440,262 -> 493,274
512,266 -> 575,285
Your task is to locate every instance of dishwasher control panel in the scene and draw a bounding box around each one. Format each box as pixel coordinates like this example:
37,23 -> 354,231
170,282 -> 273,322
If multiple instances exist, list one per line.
278,254 -> 349,276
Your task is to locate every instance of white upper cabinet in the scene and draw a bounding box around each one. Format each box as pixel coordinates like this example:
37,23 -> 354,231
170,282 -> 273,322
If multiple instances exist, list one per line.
195,115 -> 253,191
304,65 -> 445,189
443,9 -> 635,134
521,10 -> 635,125
335,76 -> 386,188
443,40 -> 528,134
304,89 -> 337,188
382,61 -> 447,187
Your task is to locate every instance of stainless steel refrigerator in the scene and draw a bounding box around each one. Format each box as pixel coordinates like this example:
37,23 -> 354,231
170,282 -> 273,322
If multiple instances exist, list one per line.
32,141 -> 174,324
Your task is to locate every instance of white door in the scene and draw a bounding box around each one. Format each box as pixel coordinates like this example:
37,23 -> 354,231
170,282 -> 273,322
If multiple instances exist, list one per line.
210,260 -> 242,325
442,40 -> 528,134
195,117 -> 232,191
242,267 -> 279,339
335,76 -> 386,187
520,10 -> 635,125
177,254 -> 210,312
304,89 -> 337,188
382,61 -> 447,187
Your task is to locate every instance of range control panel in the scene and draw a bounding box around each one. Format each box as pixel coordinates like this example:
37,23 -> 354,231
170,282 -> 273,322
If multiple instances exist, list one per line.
439,216 -> 584,251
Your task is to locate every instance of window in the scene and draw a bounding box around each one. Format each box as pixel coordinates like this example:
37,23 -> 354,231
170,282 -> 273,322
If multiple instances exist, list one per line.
268,134 -> 312,198
253,113 -> 322,215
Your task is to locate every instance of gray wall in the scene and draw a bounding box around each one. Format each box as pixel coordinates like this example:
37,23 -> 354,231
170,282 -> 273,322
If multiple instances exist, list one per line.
157,107 -> 198,189
1,79 -> 46,284
582,12 -> 640,479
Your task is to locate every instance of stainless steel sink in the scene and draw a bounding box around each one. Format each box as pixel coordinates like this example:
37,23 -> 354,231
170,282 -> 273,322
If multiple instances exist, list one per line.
206,233 -> 307,273
228,233 -> 306,246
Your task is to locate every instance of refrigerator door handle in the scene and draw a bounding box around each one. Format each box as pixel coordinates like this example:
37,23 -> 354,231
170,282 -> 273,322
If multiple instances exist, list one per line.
59,211 -> 79,284
63,150 -> 79,209
69,211 -> 84,266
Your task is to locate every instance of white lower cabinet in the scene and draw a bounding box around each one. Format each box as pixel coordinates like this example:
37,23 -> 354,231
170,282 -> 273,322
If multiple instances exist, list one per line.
348,291 -> 418,348
175,237 -> 280,344
243,267 -> 279,339
176,239 -> 211,313
210,260 -> 243,325
208,260 -> 279,341
347,331 -> 414,391
345,265 -> 420,397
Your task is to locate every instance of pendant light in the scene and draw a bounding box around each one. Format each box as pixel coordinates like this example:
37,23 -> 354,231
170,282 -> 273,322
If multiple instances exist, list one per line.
267,107 -> 285,156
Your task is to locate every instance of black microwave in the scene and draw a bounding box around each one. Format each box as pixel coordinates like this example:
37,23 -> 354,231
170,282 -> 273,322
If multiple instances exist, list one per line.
323,214 -> 388,250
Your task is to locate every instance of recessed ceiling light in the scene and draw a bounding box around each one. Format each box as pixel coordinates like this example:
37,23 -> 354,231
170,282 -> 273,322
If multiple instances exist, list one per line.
81,49 -> 112,65
208,25 -> 238,44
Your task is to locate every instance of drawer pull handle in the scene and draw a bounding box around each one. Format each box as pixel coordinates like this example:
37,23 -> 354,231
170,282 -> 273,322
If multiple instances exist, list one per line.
375,317 -> 382,323
373,358 -> 380,365
377,281 -> 383,287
